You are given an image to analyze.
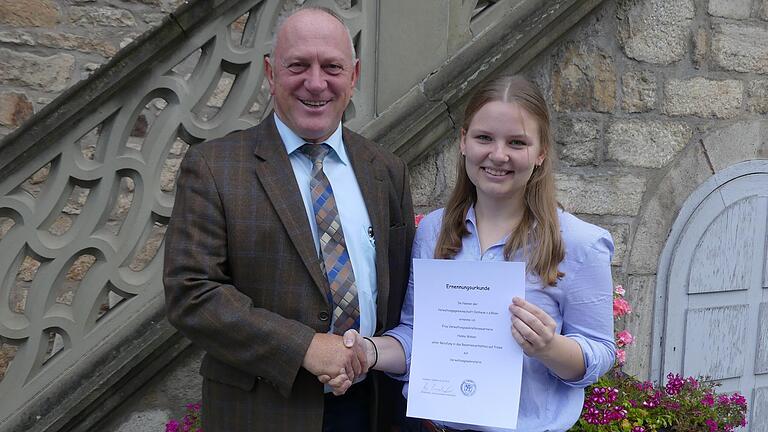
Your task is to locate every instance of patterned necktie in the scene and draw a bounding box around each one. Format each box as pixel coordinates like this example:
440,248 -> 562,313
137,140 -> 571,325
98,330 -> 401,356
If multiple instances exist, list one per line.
300,143 -> 360,335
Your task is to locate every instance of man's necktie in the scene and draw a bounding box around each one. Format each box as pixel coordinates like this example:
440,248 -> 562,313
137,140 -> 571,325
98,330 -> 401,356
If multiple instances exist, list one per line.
300,143 -> 360,335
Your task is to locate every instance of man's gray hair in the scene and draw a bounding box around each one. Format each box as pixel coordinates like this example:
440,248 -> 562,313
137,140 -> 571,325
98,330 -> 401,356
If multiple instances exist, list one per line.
268,6 -> 357,61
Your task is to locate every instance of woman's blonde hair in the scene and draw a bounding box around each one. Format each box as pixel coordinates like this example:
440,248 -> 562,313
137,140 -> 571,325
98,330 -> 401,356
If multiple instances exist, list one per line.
434,75 -> 565,286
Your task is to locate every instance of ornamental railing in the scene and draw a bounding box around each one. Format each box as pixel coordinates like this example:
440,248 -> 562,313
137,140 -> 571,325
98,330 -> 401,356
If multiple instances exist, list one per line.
0,0 -> 604,430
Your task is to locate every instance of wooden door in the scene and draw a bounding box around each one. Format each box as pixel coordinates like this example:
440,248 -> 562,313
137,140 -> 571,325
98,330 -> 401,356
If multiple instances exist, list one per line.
655,161 -> 768,431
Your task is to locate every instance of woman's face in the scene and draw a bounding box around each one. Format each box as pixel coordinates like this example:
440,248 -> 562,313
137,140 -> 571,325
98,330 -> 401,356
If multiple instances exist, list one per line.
460,101 -> 545,207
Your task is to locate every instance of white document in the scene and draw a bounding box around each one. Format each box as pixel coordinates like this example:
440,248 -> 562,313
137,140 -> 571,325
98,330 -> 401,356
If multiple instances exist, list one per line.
407,259 -> 525,430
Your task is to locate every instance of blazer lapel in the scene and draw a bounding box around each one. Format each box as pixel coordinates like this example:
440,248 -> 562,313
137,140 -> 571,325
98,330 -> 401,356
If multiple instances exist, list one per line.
343,130 -> 390,333
251,116 -> 330,302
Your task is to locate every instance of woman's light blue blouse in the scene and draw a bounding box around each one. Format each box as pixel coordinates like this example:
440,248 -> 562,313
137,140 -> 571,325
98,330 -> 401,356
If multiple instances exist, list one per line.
385,207 -> 616,432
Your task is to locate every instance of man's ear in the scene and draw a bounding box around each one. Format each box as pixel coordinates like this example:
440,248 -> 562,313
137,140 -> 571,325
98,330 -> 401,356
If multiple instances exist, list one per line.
264,55 -> 275,95
351,58 -> 361,88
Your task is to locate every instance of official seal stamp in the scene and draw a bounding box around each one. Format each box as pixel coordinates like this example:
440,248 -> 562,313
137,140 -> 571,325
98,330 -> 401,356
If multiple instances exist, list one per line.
460,379 -> 477,396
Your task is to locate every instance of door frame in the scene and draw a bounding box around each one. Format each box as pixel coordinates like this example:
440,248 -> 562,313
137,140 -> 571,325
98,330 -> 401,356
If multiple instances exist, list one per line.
652,159 -> 768,382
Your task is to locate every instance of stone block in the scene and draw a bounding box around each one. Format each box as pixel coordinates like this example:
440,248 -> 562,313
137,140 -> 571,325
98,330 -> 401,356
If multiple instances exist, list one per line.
747,80 -> 768,114
555,117 -> 600,166
663,78 -> 742,119
617,0 -> 695,65
170,139 -> 189,156
48,215 -> 73,235
437,135 -> 459,201
17,256 -> 40,282
0,217 -> 15,239
0,48 -> 74,92
692,28 -> 708,69
622,275 -> 656,380
96,347 -> 204,432
0,92 -> 33,128
0,30 -> 35,46
161,0 -> 186,14
628,144 -> 713,274
702,121 -> 763,172
708,0 -> 751,19
606,120 -> 691,168
161,159 -> 181,192
552,44 -> 616,113
114,409 -> 170,432
126,0 -> 162,5
144,13 -> 166,27
69,6 -> 136,27
762,0 -> 768,21
37,33 -> 118,58
0,0 -> 60,27
207,76 -> 234,108
409,149 -> 439,209
555,173 -> 646,216
600,223 -> 630,266
130,225 -> 165,271
712,23 -> 768,74
621,70 -> 656,113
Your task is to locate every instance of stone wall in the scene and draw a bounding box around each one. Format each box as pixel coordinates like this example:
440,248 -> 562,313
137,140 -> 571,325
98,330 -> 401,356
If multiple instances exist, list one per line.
411,0 -> 768,379
0,0 -> 185,138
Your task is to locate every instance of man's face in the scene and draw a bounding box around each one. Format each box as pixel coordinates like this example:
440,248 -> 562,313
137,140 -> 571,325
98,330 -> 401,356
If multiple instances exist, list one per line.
265,10 -> 359,143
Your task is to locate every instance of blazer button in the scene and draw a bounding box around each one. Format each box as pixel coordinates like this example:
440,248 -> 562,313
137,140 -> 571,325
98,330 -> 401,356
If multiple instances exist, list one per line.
318,311 -> 329,321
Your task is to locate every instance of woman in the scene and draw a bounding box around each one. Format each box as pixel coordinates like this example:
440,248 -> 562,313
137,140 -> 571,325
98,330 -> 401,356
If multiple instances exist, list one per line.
323,75 -> 615,431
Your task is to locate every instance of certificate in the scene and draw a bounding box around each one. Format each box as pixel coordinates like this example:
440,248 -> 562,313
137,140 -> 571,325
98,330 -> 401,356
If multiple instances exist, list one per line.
407,259 -> 525,430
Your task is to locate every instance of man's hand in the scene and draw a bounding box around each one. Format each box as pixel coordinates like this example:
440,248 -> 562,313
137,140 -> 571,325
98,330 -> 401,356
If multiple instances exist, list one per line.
302,332 -> 367,381
319,368 -> 353,396
316,330 -> 377,395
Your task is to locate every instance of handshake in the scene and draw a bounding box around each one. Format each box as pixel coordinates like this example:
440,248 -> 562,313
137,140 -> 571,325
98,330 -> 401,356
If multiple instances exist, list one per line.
302,329 -> 377,396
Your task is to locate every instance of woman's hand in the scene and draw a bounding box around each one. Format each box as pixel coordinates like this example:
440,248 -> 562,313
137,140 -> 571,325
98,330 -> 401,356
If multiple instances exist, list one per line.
509,296 -> 557,358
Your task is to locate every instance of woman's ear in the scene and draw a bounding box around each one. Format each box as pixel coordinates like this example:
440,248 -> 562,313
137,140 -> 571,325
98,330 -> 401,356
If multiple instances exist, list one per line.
459,128 -> 467,156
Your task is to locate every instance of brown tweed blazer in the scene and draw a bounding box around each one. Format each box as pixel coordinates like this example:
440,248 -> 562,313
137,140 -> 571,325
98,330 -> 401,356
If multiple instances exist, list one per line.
163,115 -> 414,431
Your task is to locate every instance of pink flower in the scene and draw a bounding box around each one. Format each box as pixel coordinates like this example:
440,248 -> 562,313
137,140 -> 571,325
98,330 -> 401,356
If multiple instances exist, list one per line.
616,348 -> 626,365
614,285 -> 625,296
706,418 -> 718,432
686,376 -> 699,389
616,330 -> 634,347
701,393 -> 715,407
166,420 -> 180,432
414,214 -> 425,227
665,373 -> 684,395
730,393 -> 747,406
613,297 -> 632,317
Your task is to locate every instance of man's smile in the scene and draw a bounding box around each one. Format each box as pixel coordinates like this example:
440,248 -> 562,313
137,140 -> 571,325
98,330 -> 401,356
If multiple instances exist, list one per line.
300,99 -> 331,107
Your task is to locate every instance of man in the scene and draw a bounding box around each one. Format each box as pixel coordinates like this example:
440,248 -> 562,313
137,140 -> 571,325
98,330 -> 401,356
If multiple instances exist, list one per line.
163,6 -> 414,432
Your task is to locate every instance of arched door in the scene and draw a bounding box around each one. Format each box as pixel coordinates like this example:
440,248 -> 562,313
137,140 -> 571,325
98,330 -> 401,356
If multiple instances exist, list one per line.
654,160 -> 768,431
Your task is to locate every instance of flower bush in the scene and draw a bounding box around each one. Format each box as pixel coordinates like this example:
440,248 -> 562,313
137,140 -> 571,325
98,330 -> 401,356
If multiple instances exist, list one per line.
166,402 -> 202,432
569,286 -> 748,432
